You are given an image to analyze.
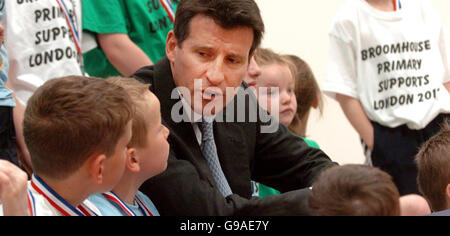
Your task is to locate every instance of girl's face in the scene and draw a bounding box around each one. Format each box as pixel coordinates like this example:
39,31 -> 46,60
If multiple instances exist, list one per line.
244,56 -> 262,88
256,63 -> 297,126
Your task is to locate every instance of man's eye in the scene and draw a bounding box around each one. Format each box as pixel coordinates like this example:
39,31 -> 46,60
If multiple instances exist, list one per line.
228,57 -> 241,64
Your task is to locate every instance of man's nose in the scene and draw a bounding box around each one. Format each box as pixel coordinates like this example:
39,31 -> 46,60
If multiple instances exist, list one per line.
206,60 -> 225,86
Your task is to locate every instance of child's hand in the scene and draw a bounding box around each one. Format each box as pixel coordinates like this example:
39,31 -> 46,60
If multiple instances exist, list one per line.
0,160 -> 29,216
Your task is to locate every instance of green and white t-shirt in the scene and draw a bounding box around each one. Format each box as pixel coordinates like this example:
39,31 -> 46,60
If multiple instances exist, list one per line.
82,0 -> 179,78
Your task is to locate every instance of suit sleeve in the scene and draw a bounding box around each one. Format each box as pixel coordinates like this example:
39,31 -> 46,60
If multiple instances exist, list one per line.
140,150 -> 316,216
252,111 -> 337,193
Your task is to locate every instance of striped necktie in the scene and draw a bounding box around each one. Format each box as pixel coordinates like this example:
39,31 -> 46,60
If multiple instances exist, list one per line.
198,121 -> 233,197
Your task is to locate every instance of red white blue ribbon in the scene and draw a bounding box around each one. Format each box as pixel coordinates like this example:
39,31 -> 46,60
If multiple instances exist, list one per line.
30,174 -> 97,216
365,0 -> 402,11
27,189 -> 36,216
393,0 -> 402,11
103,192 -> 154,216
56,0 -> 82,55
160,0 -> 175,23
102,192 -> 136,216
135,194 -> 154,216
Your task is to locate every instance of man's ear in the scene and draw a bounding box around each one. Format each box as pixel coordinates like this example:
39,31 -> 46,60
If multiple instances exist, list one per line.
88,154 -> 107,185
126,148 -> 140,173
166,30 -> 178,63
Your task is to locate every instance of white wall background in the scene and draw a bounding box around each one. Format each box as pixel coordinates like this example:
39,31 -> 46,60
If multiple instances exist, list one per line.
257,0 -> 450,164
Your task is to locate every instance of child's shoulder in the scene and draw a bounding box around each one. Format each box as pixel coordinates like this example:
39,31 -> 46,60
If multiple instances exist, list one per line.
88,193 -> 123,216
28,182 -> 64,216
302,138 -> 320,149
28,180 -> 102,216
136,190 -> 160,216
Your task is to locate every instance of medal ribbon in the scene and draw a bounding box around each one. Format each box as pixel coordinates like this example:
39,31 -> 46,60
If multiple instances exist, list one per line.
160,0 -> 175,23
103,192 -> 154,216
27,189 -> 36,216
30,174 -> 97,216
135,194 -> 154,216
102,192 -> 136,216
56,0 -> 82,55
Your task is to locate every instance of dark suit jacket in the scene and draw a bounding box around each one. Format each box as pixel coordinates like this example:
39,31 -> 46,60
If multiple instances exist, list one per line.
133,58 -> 337,216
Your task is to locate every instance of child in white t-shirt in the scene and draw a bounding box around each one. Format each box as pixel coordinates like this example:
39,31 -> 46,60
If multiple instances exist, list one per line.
3,0 -> 84,174
88,77 -> 170,216
324,0 -> 450,195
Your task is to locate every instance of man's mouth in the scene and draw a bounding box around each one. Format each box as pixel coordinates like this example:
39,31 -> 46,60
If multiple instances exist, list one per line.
202,89 -> 223,101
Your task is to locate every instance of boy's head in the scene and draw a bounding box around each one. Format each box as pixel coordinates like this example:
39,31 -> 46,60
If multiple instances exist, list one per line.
24,76 -> 134,185
416,121 -> 450,212
284,55 -> 323,137
253,48 -> 297,127
106,77 -> 170,179
309,165 -> 400,216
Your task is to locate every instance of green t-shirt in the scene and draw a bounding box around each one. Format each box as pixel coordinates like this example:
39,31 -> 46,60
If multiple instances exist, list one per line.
82,0 -> 179,78
258,137 -> 320,198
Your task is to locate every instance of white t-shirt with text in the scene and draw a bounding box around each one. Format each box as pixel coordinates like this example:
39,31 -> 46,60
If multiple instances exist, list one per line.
324,0 -> 450,129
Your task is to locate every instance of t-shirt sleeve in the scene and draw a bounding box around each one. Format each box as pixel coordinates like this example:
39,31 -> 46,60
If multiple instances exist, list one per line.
82,0 -> 128,34
323,33 -> 359,99
439,26 -> 450,84
420,0 -> 450,83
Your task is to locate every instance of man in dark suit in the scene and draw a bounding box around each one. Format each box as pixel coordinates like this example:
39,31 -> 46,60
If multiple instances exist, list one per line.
134,0 -> 337,215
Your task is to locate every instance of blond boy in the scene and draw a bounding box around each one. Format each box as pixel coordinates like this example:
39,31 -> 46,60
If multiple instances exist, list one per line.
24,76 -> 134,216
88,77 -> 170,216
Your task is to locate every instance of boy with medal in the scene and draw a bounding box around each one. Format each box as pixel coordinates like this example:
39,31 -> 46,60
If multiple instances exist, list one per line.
88,77 -> 170,216
24,76 -> 134,216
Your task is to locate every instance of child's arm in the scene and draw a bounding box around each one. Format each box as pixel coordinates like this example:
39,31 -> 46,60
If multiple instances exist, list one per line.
2,26 -> 33,174
445,82 -> 450,93
4,81 -> 33,175
98,33 -> 154,77
0,160 -> 29,216
335,94 -> 374,151
0,24 -> 4,43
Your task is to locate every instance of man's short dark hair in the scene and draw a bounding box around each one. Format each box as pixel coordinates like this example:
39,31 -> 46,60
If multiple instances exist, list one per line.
174,0 -> 264,57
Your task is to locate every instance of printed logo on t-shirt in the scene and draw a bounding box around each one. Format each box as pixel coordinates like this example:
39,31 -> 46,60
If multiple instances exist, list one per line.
146,0 -> 178,34
15,1 -> 81,69
360,40 -> 442,111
